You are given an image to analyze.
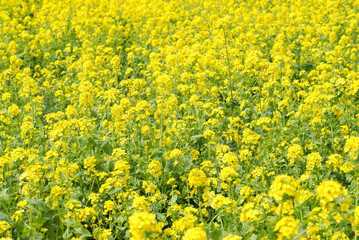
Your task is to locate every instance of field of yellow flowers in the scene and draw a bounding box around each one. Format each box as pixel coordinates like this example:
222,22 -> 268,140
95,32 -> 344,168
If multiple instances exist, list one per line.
1,0 -> 359,239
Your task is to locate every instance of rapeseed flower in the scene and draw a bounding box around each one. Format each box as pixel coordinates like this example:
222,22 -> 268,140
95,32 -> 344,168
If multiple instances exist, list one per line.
269,175 -> 299,202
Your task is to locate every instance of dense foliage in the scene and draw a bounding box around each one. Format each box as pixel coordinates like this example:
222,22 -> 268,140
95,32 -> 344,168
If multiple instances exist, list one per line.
0,0 -> 359,239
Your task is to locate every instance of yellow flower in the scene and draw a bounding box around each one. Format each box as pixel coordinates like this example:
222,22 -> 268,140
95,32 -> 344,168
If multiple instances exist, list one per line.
84,156 -> 98,175
274,216 -> 299,239
129,211 -> 162,240
275,200 -> 294,215
306,223 -> 322,236
183,227 -> 207,240
168,149 -> 184,159
269,175 -> 299,202
326,154 -> 343,172
46,185 -> 66,209
351,206 -> 359,227
188,168 -> 209,194
147,160 -> 162,178
222,235 -> 242,240
200,161 -> 213,172
1,92 -> 11,104
7,104 -> 21,117
331,232 -> 349,240
141,125 -> 151,135
221,152 -> 239,167
17,200 -> 27,208
340,162 -> 354,172
20,120 -> 34,137
333,213 -> 343,223
97,229 -> 112,240
172,214 -> 196,232
103,200 -> 116,215
167,178 -> 176,185
306,152 -> 322,172
316,180 -> 348,206
132,196 -> 151,212
210,194 -> 235,212
0,221 -> 10,234
240,202 -> 262,222
242,128 -> 260,145
287,144 -> 303,165
344,136 -> 359,153
191,149 -> 200,161
294,189 -> 314,203
142,180 -> 158,195
203,129 -> 215,139
219,166 -> 238,182
239,186 -> 254,200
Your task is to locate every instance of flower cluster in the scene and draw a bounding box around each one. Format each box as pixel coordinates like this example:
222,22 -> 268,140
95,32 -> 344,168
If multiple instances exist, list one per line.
0,0 -> 359,239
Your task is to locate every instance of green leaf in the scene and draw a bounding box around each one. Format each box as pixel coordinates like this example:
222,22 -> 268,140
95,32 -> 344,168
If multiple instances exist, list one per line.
63,230 -> 72,239
114,213 -> 125,225
65,218 -> 80,228
0,189 -> 9,203
29,199 -> 46,211
42,221 -> 58,239
151,149 -> 164,158
169,194 -> 178,205
109,187 -> 121,195
209,229 -> 222,240
32,216 -> 48,228
0,211 -> 11,224
241,222 -> 254,234
191,134 -> 204,141
102,142 -> 113,155
156,213 -> 166,222
250,234 -> 258,240
206,222 -> 223,240
75,226 -> 92,238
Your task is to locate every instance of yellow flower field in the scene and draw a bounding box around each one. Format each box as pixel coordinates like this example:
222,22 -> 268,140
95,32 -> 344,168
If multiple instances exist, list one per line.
0,0 -> 359,239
